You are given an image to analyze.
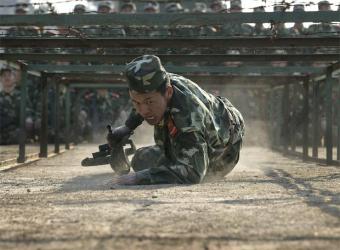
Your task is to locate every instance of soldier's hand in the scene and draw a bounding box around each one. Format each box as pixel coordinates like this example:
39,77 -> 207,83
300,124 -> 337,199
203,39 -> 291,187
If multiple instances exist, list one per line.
110,172 -> 137,186
107,125 -> 131,146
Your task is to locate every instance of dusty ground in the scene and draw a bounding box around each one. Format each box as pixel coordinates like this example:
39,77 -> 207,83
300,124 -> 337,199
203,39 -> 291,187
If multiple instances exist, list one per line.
0,145 -> 339,250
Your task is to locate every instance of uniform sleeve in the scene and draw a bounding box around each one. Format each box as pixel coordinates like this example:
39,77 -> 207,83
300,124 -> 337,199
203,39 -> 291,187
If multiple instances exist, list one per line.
135,130 -> 209,185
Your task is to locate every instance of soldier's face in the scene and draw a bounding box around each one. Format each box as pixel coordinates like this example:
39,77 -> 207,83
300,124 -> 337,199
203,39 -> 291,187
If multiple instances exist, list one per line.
98,6 -> 110,14
1,71 -> 15,88
121,6 -> 133,13
319,5 -> 330,11
211,4 -> 222,12
130,86 -> 173,125
144,8 -> 157,13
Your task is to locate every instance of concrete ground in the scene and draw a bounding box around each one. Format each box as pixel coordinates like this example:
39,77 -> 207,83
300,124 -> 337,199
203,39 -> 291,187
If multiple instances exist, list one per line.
0,145 -> 339,250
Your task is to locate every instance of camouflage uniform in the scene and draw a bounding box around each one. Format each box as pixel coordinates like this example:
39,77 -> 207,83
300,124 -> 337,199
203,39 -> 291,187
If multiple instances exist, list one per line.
125,55 -> 245,184
271,5 -> 290,37
86,2 -> 126,39
209,0 -> 227,13
308,1 -> 338,65
220,0 -> 253,36
0,82 -> 34,144
73,4 -> 86,14
252,6 -> 271,36
0,88 -> 21,144
288,5 -> 307,36
308,1 -> 338,36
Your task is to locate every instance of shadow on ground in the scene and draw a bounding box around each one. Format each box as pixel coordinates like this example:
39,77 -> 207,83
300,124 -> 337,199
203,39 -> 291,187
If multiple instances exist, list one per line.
265,168 -> 340,220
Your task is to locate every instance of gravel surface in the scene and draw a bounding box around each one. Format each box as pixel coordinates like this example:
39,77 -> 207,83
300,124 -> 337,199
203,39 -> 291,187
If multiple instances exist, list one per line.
0,145 -> 339,250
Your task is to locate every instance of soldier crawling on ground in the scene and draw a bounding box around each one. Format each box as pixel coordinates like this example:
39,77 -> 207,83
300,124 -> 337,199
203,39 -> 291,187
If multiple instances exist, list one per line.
107,55 -> 245,185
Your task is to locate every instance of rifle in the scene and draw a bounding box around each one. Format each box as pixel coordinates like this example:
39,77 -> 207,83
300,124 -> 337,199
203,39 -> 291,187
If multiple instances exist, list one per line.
81,113 -> 143,175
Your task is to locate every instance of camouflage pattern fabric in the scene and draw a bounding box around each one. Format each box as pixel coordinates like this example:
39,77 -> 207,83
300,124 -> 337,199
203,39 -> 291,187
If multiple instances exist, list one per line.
129,73 -> 245,184
307,23 -> 338,37
220,23 -> 253,36
126,55 -> 169,93
0,88 -> 33,144
253,24 -> 271,36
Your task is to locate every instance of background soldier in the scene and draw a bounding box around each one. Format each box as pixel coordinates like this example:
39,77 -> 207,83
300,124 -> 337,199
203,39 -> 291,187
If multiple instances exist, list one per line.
120,1 -> 137,14
271,4 -> 289,37
209,0 -> 227,13
166,2 -> 193,37
0,69 -> 34,144
252,6 -> 270,36
73,4 -> 86,14
308,1 -> 337,36
289,4 -> 307,36
193,2 -> 218,37
220,0 -> 253,36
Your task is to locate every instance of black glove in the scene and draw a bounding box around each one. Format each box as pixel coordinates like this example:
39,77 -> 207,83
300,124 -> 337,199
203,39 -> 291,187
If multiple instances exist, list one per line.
107,125 -> 132,146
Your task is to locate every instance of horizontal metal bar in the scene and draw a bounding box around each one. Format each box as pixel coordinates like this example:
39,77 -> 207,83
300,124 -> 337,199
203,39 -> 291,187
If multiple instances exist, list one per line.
0,12 -> 339,27
60,75 -> 304,85
1,53 -> 339,63
1,37 -> 339,48
29,64 -> 323,75
312,61 -> 340,81
69,83 -> 127,88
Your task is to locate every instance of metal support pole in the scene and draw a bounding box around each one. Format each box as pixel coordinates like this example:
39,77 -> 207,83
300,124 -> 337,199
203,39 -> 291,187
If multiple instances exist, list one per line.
312,81 -> 320,158
303,77 -> 310,160
17,66 -> 28,163
65,86 -> 71,150
54,81 -> 60,153
338,78 -> 340,161
39,73 -> 48,158
290,84 -> 297,152
325,68 -> 333,164
282,84 -> 290,152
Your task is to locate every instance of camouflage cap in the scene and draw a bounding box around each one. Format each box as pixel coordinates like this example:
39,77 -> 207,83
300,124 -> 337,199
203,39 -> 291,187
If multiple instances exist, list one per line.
15,0 -> 30,14
293,4 -> 304,12
210,0 -> 226,9
74,4 -> 86,12
120,2 -> 137,12
165,2 -> 184,13
193,2 -> 207,13
230,0 -> 242,10
144,1 -> 159,12
273,4 -> 286,12
253,6 -> 265,12
98,1 -> 111,10
125,55 -> 169,93
318,1 -> 331,9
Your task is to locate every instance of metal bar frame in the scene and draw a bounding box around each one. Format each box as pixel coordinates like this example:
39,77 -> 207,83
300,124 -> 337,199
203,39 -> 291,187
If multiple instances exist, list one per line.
1,53 -> 339,63
302,77 -> 310,160
2,37 -> 339,49
17,65 -> 27,163
39,73 -> 48,158
1,12 -> 339,26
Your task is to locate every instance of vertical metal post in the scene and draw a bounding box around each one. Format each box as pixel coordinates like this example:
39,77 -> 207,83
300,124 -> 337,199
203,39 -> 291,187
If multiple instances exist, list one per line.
65,86 -> 71,150
338,78 -> 340,161
302,77 -> 310,160
282,84 -> 289,152
325,68 -> 333,164
17,66 -> 28,163
290,84 -> 297,152
312,81 -> 320,158
39,73 -> 48,158
54,81 -> 60,153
